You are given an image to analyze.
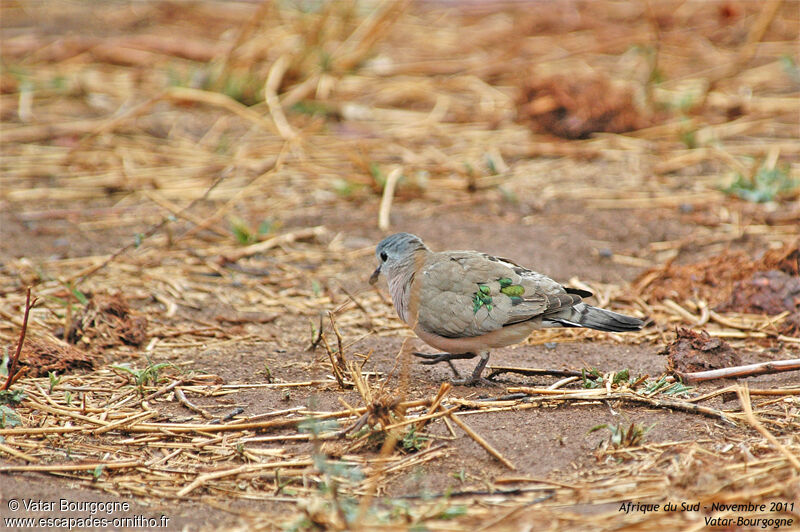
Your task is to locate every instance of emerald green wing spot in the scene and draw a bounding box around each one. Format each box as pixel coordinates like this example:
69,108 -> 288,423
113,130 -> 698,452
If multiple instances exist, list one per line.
473,285 -> 493,314
498,277 -> 513,289
500,284 -> 524,297
472,294 -> 482,313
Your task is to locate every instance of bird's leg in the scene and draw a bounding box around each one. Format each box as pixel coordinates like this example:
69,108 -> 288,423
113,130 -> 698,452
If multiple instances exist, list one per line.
452,351 -> 499,387
412,352 -> 477,378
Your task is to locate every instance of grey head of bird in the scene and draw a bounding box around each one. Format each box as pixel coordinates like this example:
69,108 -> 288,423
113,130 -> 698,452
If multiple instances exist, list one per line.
369,232 -> 429,285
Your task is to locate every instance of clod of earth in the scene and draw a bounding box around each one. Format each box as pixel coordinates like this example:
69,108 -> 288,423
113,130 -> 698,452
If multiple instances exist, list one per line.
20,338 -> 95,377
662,328 -> 741,374
636,240 -> 800,307
68,292 -> 148,348
515,74 -> 650,139
778,312 -> 800,337
719,270 -> 800,315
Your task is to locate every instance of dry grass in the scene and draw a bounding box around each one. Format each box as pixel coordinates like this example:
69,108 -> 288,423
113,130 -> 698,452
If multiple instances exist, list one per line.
1,0 -> 799,530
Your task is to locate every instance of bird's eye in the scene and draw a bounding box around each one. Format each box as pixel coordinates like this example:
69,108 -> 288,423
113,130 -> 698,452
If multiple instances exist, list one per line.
380,251 -> 388,262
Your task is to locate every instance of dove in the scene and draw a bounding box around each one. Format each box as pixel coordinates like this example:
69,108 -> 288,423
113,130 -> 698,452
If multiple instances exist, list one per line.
369,233 -> 644,385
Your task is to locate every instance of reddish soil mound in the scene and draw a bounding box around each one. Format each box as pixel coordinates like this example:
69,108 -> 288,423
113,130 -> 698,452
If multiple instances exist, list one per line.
636,240 -> 800,309
662,328 -> 741,374
20,338 -> 95,377
719,270 -> 800,315
516,74 -> 648,139
68,293 -> 148,348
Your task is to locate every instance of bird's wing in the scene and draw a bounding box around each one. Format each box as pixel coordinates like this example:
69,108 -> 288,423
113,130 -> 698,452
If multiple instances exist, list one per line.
415,251 -> 584,338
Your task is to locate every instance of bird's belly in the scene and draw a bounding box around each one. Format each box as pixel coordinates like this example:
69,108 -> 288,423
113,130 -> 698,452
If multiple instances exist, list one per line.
413,320 -> 540,353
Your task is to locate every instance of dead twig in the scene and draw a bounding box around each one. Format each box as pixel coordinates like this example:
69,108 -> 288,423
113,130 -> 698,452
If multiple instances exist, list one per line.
264,55 -> 297,141
737,384 -> 800,472
0,460 -> 141,473
175,387 -> 213,419
507,388 -> 735,424
321,313 -> 349,389
219,226 -> 326,262
309,313 -> 325,350
416,382 -> 451,432
486,366 -> 585,381
448,412 -> 516,470
676,359 -> 800,383
3,287 -> 38,391
378,167 -> 403,231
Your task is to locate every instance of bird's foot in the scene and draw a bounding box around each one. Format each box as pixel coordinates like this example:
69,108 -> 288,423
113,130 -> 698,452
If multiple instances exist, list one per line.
449,352 -> 499,387
412,352 -> 477,378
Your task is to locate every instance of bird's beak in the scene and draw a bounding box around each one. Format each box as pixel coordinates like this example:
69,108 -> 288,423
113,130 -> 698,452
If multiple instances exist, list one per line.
368,265 -> 381,285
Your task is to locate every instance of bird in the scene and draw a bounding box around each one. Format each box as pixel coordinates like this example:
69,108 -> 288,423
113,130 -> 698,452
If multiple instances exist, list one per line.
369,233 -> 644,386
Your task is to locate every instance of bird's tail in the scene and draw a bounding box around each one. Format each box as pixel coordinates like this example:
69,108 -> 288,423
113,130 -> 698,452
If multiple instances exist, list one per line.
544,303 -> 643,332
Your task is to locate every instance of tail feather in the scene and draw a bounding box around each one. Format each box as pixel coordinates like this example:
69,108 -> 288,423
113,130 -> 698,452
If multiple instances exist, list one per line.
545,303 -> 643,332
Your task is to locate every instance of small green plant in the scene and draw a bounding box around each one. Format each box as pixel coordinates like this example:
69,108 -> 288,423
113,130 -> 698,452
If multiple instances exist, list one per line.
92,464 -> 104,480
112,361 -> 174,394
167,65 -> 263,105
401,427 -> 428,452
590,421 -> 654,448
0,378 -> 25,428
70,283 -> 88,306
311,280 -> 322,297
0,406 -> 21,428
662,381 -> 693,396
724,165 -> 799,203
229,217 -> 256,245
46,285 -> 88,317
1,348 -> 27,426
48,371 -> 61,394
644,376 -> 669,394
679,128 -> 697,149
274,469 -> 294,495
437,505 -> 468,520
612,369 -> 631,385
369,162 -> 386,187
0,388 -> 25,406
581,368 -> 633,389
291,100 -> 334,117
645,376 -> 692,396
331,178 -> 359,197
581,367 -> 603,388
229,217 -> 274,245
485,153 -> 498,175
0,347 -> 8,379
781,54 -> 800,83
452,469 -> 466,483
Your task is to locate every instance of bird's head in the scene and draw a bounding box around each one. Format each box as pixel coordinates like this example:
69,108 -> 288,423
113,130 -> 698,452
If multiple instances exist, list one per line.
369,232 -> 428,285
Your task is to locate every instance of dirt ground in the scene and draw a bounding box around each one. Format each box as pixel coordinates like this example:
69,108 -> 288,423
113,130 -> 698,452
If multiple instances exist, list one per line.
1,1 -> 799,531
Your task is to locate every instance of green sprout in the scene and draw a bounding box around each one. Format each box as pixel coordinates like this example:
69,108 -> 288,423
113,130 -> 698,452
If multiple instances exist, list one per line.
112,361 -> 174,394
724,165 -> 799,203
590,421 -> 654,448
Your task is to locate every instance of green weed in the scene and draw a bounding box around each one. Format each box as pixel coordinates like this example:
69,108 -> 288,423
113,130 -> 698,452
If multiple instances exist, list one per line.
724,165 -> 799,203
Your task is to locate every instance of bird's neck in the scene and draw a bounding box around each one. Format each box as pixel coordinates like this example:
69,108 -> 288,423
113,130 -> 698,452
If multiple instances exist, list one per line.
388,250 -> 427,324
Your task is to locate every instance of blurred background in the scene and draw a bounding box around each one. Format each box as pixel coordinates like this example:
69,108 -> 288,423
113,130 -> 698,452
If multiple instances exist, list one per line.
2,1 -> 797,261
